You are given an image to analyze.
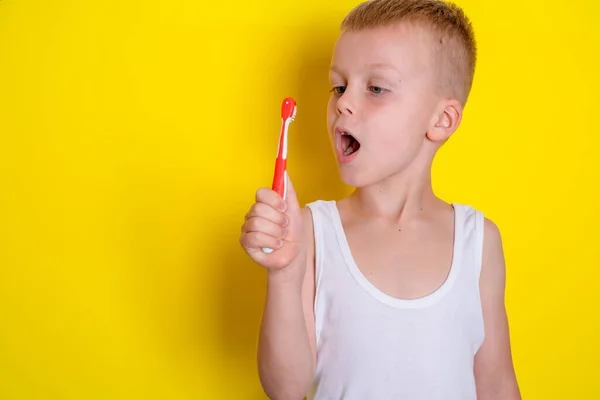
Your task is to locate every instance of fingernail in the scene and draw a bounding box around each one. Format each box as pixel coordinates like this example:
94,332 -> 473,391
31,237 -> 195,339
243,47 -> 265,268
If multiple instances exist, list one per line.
282,228 -> 287,238
280,202 -> 287,212
278,240 -> 284,248
283,215 -> 289,227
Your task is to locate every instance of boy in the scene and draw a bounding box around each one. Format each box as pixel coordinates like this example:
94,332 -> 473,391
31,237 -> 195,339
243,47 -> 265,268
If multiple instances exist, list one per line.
239,0 -> 521,398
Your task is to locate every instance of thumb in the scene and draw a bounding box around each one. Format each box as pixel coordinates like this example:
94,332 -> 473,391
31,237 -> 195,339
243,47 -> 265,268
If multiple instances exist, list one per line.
284,172 -> 301,213
283,173 -> 304,243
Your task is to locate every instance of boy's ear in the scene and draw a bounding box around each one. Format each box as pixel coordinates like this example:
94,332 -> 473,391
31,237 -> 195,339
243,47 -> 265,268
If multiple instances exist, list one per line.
427,99 -> 462,142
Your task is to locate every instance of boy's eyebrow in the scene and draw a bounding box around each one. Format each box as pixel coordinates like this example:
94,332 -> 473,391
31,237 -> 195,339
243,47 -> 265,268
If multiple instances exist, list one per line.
366,62 -> 401,73
329,63 -> 401,75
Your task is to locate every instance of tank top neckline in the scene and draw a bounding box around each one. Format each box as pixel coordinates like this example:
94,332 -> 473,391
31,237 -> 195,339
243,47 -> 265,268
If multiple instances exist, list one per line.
325,201 -> 464,310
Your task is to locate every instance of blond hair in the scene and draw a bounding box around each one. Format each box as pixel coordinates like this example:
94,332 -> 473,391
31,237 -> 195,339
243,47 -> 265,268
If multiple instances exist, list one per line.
341,0 -> 477,105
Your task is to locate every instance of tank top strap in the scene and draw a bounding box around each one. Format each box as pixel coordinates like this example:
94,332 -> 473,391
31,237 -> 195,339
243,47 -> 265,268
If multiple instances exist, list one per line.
305,199 -> 338,279
455,203 -> 485,282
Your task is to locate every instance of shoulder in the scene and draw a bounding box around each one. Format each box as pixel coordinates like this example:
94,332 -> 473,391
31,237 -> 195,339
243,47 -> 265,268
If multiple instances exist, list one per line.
478,215 -> 507,311
301,206 -> 315,246
483,216 -> 502,249
463,202 -> 505,275
465,203 -> 502,252
481,216 -> 506,281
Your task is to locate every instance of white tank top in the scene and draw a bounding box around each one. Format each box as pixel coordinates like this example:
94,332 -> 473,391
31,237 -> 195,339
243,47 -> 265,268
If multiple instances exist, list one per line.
305,200 -> 485,400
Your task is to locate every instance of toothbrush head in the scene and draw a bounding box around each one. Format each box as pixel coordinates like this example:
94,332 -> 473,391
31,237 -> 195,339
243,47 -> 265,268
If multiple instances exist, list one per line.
281,97 -> 297,121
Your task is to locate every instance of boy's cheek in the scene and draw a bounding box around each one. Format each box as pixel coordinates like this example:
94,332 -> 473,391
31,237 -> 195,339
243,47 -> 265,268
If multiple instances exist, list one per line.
326,110 -> 337,130
327,98 -> 338,115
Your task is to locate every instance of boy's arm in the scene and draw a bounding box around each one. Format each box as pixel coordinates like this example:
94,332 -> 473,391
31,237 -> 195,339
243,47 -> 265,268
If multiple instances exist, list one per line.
301,207 -> 318,370
257,207 -> 317,400
474,218 -> 521,399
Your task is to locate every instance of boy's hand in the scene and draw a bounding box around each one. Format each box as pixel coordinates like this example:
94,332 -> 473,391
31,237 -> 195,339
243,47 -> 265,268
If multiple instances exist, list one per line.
240,176 -> 306,274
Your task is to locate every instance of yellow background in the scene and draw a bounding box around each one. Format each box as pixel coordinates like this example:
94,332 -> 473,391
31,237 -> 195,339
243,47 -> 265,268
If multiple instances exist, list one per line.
1,0 -> 598,398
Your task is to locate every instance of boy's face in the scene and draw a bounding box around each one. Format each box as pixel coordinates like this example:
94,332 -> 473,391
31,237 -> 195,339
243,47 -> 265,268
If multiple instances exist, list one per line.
327,22 -> 443,188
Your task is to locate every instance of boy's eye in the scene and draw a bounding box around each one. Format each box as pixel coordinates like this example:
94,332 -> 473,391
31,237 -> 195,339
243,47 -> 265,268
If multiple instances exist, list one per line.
369,86 -> 385,94
330,86 -> 346,95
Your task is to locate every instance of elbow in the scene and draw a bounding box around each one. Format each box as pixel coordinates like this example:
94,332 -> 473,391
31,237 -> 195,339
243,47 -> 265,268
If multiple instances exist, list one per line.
259,366 -> 315,400
478,378 -> 521,400
261,383 -> 311,400
263,389 -> 308,400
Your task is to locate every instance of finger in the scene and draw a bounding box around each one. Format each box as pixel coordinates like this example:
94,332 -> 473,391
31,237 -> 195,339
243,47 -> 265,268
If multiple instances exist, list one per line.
243,217 -> 287,239
240,231 -> 283,252
256,187 -> 287,213
245,202 -> 288,227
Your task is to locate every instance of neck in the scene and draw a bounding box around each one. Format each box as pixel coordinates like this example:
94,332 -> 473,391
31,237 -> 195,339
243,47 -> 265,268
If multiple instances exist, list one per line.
347,150 -> 441,222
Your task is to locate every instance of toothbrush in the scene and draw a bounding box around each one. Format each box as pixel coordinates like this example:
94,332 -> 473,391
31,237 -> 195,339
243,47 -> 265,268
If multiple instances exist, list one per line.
263,97 -> 297,254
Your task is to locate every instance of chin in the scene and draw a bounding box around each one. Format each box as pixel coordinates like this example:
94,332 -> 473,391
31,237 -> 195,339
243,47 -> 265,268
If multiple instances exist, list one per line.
338,163 -> 409,189
337,165 -> 373,188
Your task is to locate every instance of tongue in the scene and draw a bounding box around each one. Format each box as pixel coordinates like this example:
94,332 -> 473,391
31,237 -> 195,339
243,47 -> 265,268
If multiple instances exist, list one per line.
341,135 -> 351,152
344,136 -> 359,156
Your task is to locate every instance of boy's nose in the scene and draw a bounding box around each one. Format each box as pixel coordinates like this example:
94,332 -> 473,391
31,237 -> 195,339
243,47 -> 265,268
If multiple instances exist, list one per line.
336,93 -> 354,116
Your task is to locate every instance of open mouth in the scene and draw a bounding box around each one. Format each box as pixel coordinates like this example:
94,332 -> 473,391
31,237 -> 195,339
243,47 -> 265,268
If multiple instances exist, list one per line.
341,131 -> 361,156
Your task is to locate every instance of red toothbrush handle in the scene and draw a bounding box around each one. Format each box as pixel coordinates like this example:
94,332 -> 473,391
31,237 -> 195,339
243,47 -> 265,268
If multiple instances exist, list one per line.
271,157 -> 287,199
